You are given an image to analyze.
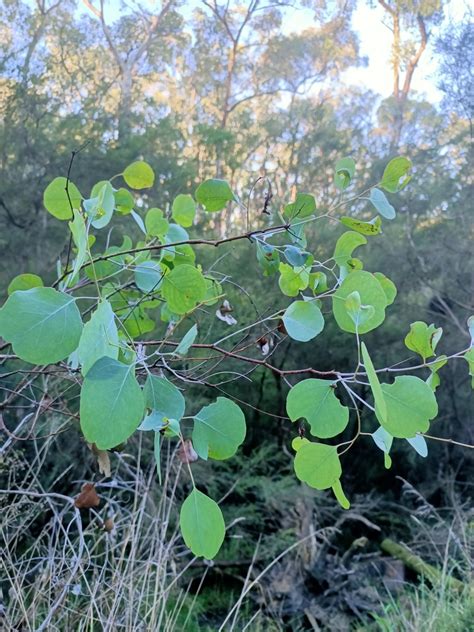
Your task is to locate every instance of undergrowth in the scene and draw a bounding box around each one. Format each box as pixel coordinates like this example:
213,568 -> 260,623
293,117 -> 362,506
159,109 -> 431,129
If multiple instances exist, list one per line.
1,416 -> 472,631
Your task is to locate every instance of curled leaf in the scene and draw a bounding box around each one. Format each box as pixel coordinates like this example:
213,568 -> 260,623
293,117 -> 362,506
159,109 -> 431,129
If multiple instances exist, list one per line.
216,300 -> 237,325
178,439 -> 199,464
74,483 -> 100,509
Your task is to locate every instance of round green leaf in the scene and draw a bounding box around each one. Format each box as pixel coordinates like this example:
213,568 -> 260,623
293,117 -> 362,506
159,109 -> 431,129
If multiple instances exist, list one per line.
0,287 -> 83,365
195,179 -> 235,212
172,194 -> 196,227
180,489 -> 225,560
380,157 -> 412,193
278,262 -> 310,297
122,309 -> 155,338
7,273 -> 43,295
369,188 -> 396,219
376,376 -> 438,438
332,270 -> 388,334
282,300 -> 324,342
192,397 -> 246,460
145,208 -> 169,237
91,182 -> 115,229
134,260 -> 164,293
162,265 -> 206,314
123,161 -> 155,189
404,321 -> 442,362
172,244 -> 196,267
80,357 -> 144,449
294,442 -> 342,490
334,157 -> 355,190
115,188 -> 134,214
43,177 -> 82,220
287,379 -> 349,439
283,193 -> 316,220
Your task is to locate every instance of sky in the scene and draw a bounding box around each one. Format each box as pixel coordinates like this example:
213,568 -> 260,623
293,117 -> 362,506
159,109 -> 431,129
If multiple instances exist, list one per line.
73,0 -> 469,103
282,0 -> 470,103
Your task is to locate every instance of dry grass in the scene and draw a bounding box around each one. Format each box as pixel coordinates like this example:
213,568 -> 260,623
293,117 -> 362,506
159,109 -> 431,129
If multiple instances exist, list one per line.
2,414 -> 473,631
0,424 -> 206,631
0,420 -> 297,631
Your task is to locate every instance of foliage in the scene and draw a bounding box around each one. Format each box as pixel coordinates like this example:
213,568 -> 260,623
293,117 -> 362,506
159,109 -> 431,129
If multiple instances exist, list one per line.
0,153 -> 472,563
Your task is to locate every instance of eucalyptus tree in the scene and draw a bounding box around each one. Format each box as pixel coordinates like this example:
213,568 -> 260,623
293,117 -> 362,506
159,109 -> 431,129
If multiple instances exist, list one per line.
435,16 -> 474,137
81,0 -> 185,141
376,0 -> 444,149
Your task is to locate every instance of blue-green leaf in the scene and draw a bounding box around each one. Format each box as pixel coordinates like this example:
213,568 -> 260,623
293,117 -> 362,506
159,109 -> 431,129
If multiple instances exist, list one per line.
282,300 -> 324,342
0,287 -> 83,365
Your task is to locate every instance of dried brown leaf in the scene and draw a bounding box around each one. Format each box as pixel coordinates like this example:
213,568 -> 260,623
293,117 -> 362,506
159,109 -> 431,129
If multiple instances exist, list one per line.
178,439 -> 198,463
74,483 -> 100,509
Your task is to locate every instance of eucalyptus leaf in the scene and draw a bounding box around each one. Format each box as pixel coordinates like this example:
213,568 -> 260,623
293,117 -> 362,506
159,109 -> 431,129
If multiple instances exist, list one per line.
369,188 -> 396,219
172,194 -> 196,227
282,300 -> 324,342
145,208 -> 169,237
406,434 -> 428,457
371,426 -> 393,454
380,157 -> 412,193
195,179 -> 235,212
141,374 -> 185,429
175,324 -> 198,356
134,260 -> 164,293
294,442 -> 342,490
91,182 -> 115,229
68,209 -> 88,284
192,397 -> 246,460
376,376 -> 438,438
43,177 -> 82,220
114,188 -> 134,214
162,265 -> 206,314
123,161 -> 155,189
283,193 -> 316,220
287,379 -> 349,439
333,271 -> 388,334
278,262 -> 310,297
78,299 -> 119,376
7,273 -> 43,295
80,357 -> 144,449
373,272 -> 397,306
180,489 -> 225,560
333,231 -> 367,279
0,287 -> 83,365
341,216 -> 381,235
332,479 -> 350,509
334,157 -> 355,190
404,321 -> 443,362
361,342 -> 387,424
284,245 -> 310,267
